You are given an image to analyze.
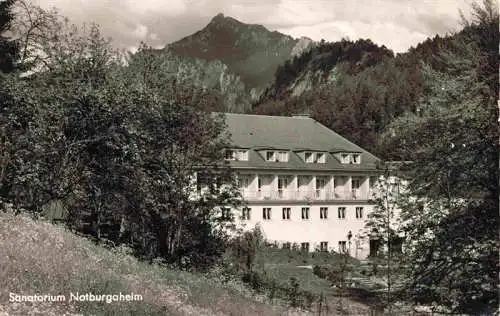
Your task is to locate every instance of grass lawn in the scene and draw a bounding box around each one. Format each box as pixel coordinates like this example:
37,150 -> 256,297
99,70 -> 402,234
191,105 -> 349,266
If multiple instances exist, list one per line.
250,246 -> 374,314
0,212 -> 312,316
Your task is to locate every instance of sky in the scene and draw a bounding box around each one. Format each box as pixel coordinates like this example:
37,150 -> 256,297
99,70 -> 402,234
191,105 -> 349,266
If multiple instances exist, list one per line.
33,0 -> 473,54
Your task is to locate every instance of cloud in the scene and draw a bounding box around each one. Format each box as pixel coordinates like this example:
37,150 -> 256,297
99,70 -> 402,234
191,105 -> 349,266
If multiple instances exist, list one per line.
262,0 -> 470,52
30,0 -> 473,53
124,0 -> 187,16
131,24 -> 148,39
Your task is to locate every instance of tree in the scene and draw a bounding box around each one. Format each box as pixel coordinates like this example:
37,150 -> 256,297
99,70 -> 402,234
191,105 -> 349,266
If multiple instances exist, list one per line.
0,0 -> 19,74
379,1 -> 499,313
121,43 -> 224,112
364,164 -> 407,312
227,225 -> 264,272
0,4 -> 241,270
123,43 -> 252,113
0,6 -> 124,213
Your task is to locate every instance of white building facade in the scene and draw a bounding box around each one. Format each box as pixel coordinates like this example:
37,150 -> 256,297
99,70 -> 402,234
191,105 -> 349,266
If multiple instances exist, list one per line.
218,113 -> 383,259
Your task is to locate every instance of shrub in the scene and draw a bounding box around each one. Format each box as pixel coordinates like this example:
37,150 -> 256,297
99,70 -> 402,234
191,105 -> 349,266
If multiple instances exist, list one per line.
227,226 -> 264,272
242,270 -> 267,293
288,277 -> 301,307
312,265 -> 329,279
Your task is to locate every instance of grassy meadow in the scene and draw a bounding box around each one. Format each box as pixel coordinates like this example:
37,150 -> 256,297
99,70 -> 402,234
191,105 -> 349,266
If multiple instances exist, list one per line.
0,212 -> 314,316
0,210 -> 395,315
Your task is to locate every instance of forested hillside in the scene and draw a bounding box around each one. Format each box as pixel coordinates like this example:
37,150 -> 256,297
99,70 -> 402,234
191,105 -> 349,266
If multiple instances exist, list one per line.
252,30 -> 480,158
259,38 -> 394,100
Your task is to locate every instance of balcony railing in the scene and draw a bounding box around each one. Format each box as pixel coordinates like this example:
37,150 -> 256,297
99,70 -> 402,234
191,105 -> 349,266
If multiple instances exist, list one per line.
240,189 -> 376,201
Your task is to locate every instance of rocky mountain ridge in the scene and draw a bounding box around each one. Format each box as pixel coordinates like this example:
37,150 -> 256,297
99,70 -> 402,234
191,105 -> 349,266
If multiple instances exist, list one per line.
166,13 -> 312,91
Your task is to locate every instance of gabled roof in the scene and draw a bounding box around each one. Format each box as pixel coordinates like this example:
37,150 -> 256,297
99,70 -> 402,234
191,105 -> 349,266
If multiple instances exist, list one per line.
221,113 -> 380,171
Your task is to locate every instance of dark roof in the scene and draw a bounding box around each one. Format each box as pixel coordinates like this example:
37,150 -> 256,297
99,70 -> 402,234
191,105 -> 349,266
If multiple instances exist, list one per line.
222,113 -> 380,172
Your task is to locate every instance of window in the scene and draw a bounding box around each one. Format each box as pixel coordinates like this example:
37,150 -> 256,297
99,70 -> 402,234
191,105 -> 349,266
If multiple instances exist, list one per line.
221,208 -> 231,220
301,207 -> 310,220
258,175 -> 272,192
341,153 -> 350,164
238,175 -> 250,189
262,207 -> 271,220
351,154 -> 361,164
265,151 -> 275,161
352,178 -> 361,199
305,152 -> 314,163
316,153 -> 326,163
320,241 -> 328,252
356,207 -> 363,219
301,242 -> 310,252
338,207 -> 346,219
338,241 -> 347,253
226,149 -> 249,161
241,207 -> 251,220
278,176 -> 289,191
305,152 -> 327,163
236,150 -> 249,161
297,176 -> 308,189
320,207 -> 328,219
315,176 -> 327,197
276,151 -> 288,162
225,149 -> 235,160
333,177 -> 341,192
282,242 -> 291,250
282,207 -> 291,220
351,178 -> 361,190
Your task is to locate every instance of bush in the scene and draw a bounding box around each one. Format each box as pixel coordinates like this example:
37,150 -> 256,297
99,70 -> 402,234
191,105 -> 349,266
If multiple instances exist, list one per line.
239,270 -> 323,311
242,270 -> 268,293
312,265 -> 329,279
227,226 -> 264,272
288,277 -> 301,307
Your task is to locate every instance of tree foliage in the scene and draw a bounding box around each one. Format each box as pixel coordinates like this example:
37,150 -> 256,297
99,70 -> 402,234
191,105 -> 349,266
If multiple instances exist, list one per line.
255,56 -> 423,156
227,225 -> 265,272
260,38 -> 394,101
0,4 -> 239,270
125,43 -> 250,112
0,0 -> 19,74
379,1 -> 499,313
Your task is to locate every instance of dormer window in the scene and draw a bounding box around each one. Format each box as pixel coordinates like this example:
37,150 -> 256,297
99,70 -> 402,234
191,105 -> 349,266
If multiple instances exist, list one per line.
338,153 -> 361,164
263,150 -> 288,162
341,154 -> 350,164
225,149 -> 235,160
236,150 -> 249,161
305,152 -> 314,163
316,153 -> 326,163
276,151 -> 288,162
351,154 -> 361,164
225,149 -> 248,161
304,152 -> 326,163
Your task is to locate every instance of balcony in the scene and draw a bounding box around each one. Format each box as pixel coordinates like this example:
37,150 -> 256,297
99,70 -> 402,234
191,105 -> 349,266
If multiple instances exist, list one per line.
241,189 -> 374,201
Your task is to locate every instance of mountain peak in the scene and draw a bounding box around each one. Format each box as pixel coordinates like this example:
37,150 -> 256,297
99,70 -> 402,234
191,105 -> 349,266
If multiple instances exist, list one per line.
209,13 -> 242,27
212,13 -> 225,20
167,14 -> 299,90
